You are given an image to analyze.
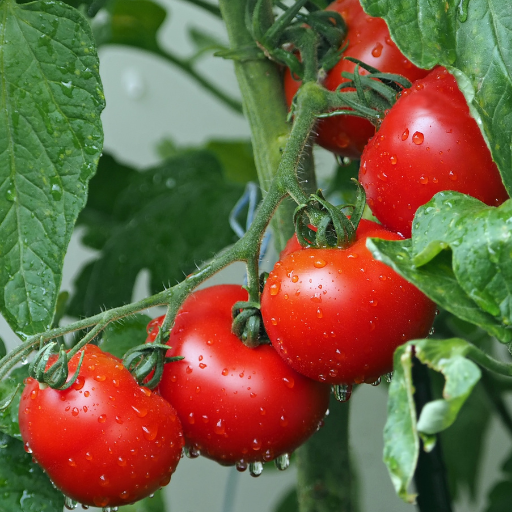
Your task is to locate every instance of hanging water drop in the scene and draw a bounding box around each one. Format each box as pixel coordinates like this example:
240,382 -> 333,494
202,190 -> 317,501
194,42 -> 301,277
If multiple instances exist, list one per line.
249,461 -> 264,477
385,372 -> 393,383
184,445 -> 200,458
64,496 -> 78,509
236,460 -> 248,472
275,453 -> 290,471
332,384 -> 352,402
370,377 -> 382,386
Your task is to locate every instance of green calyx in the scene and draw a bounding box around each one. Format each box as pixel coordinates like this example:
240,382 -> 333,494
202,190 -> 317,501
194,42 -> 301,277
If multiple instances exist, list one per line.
29,341 -> 85,390
294,180 -> 366,249
123,331 -> 184,389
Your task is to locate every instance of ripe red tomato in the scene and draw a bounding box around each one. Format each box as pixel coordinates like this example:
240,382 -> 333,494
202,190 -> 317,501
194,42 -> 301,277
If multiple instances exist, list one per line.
19,345 -> 184,508
284,0 -> 429,158
261,219 -> 437,385
359,67 -> 508,238
151,285 -> 330,467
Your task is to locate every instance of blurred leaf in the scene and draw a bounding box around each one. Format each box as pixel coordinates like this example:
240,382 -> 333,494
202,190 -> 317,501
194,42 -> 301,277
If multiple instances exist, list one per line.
69,150 -> 243,318
0,338 -> 6,360
0,367 -> 28,440
188,27 -> 227,61
0,0 -> 104,336
367,192 -> 512,343
0,433 -> 64,512
156,138 -> 179,161
100,313 -> 152,359
205,140 -> 258,184
485,450 -> 512,512
360,0 -> 512,196
383,337 -> 481,502
274,487 -> 299,512
120,488 -> 166,511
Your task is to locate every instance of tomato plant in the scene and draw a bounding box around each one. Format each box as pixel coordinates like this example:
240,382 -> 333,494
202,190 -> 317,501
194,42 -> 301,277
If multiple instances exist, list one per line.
283,0 -> 429,158
261,219 -> 437,384
18,345 -> 184,508
149,285 -> 330,468
359,67 -> 509,237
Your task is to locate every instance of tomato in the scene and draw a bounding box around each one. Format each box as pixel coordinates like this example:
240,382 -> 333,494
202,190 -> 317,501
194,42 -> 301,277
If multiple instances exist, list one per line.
284,0 -> 430,158
18,345 -> 184,508
359,67 -> 509,238
151,285 -> 330,467
261,219 -> 437,385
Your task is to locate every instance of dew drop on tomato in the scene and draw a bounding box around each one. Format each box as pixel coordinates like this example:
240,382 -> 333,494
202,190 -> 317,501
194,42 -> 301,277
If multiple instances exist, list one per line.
236,460 -> 248,472
412,131 -> 424,145
131,405 -> 148,418
371,42 -> 383,57
142,424 -> 158,441
419,175 -> 429,185
214,419 -> 225,435
449,170 -> 458,181
98,414 -> 107,423
282,376 -> 294,389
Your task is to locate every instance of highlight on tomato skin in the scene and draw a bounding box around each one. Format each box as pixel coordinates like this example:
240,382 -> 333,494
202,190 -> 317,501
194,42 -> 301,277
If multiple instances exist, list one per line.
283,0 -> 430,158
359,66 -> 509,238
18,345 -> 184,509
150,285 -> 331,468
261,219 -> 437,385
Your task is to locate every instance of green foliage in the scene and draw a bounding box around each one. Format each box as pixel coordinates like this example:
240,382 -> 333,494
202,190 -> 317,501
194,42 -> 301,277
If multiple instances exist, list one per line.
274,487 -> 299,512
0,367 -> 27,440
0,433 -> 64,512
120,488 -> 166,511
367,192 -> 512,342
360,0 -> 512,195
100,313 -> 152,359
0,0 -> 104,337
383,338 -> 481,502
68,150 -> 243,318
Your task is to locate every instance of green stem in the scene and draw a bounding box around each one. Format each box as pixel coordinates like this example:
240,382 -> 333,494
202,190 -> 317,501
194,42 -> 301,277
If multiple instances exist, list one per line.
155,48 -> 243,114
466,344 -> 512,377
296,395 -> 357,512
218,0 -> 316,252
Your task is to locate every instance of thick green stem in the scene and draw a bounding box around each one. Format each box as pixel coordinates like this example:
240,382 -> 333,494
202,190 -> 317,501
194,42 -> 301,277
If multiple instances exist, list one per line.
218,0 -> 316,252
297,395 -> 357,512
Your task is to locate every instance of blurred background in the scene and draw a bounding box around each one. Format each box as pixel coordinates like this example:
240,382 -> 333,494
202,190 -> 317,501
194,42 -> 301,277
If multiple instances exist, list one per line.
1,0 -> 510,510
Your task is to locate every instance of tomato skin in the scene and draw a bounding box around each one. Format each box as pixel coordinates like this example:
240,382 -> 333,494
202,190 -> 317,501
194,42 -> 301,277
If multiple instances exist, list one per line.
284,1 -> 429,158
359,67 -> 508,238
152,285 -> 330,466
18,345 -> 184,508
261,220 -> 437,385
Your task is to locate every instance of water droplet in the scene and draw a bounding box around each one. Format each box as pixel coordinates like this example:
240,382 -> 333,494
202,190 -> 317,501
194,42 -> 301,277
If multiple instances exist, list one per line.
117,456 -> 127,467
291,275 -> 299,283
221,368 -> 229,376
24,442 -> 32,453
72,376 -> 85,390
199,363 -> 207,369
98,414 -> 107,423
390,155 -> 397,165
188,412 -> 195,425
313,259 -> 327,268
419,175 -> 429,185
64,496 -> 78,509
371,42 -> 383,57
99,475 -> 109,487
132,405 -> 148,418
214,419 -> 226,435
236,460 -> 248,472
249,461 -> 264,477
72,407 -> 79,416
332,384 -> 353,402
385,372 -> 393,383
269,282 -> 280,295
142,424 -> 158,441
185,445 -> 200,458
412,132 -> 424,145
85,452 -> 93,461
429,326 -> 435,336
252,438 -> 262,450
50,176 -> 63,200
448,170 -> 458,181
94,375 -> 106,382
280,415 -> 288,427
316,308 -> 323,319
401,128 -> 409,141
282,376 -> 295,389
371,377 -> 382,386
275,453 -> 290,471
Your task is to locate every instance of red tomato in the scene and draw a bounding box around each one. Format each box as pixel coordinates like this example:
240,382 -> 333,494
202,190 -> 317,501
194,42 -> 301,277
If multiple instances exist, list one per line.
18,345 -> 184,508
261,219 -> 437,385
359,67 -> 508,237
151,285 -> 330,467
284,1 -> 429,158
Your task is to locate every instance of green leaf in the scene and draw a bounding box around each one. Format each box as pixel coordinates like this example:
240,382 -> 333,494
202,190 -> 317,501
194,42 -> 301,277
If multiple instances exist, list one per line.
383,337 -> 480,502
0,338 -> 5,359
68,150 -> 243,318
368,192 -> 512,342
0,0 -> 105,336
120,488 -> 166,511
100,313 -> 152,359
0,367 -> 28,440
205,140 -> 258,184
0,433 -> 64,512
359,0 -> 512,195
274,487 -> 299,512
485,450 -> 512,512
